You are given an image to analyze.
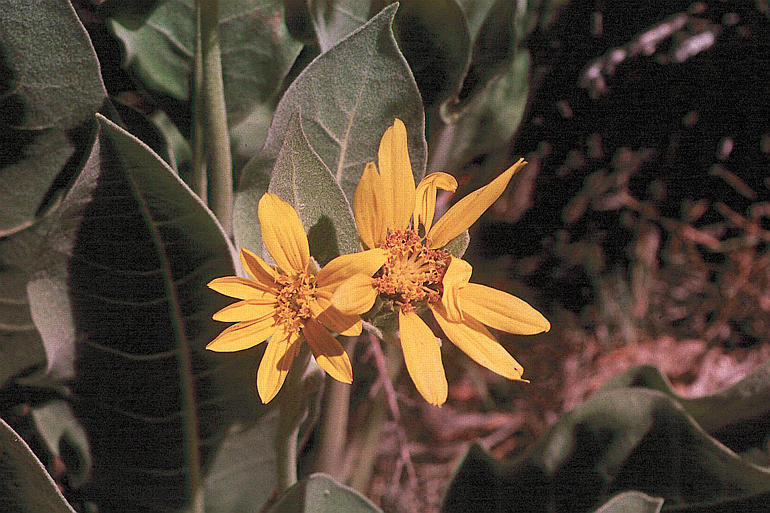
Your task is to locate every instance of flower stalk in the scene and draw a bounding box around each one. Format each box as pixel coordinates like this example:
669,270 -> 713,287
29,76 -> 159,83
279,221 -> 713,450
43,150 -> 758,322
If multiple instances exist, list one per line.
199,0 -> 232,236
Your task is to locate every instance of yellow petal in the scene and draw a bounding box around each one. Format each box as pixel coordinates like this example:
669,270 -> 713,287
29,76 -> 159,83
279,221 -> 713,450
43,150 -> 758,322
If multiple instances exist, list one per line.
414,172 -> 457,232
398,310 -> 448,406
441,256 -> 472,322
206,318 -> 277,352
378,119 -> 416,233
256,325 -> 301,403
212,299 -> 276,322
258,193 -> 310,274
354,162 -> 385,249
458,283 -> 550,335
240,248 -> 278,290
427,158 -> 527,249
208,276 -> 273,299
312,297 -> 363,336
316,248 -> 386,291
431,303 -> 526,380
303,318 -> 353,384
330,274 -> 378,315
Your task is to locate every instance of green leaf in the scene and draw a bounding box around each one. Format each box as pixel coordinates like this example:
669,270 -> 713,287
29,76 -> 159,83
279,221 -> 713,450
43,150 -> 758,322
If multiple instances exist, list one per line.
444,230 -> 470,258
0,222 -> 50,387
26,114 -> 271,512
429,48 -> 530,173
203,411 -> 278,513
236,3 -> 426,254
453,0 -> 517,109
267,473 -> 383,513
0,0 -> 107,236
269,114 -> 358,263
111,99 -> 177,171
307,1 -> 471,111
393,0 -> 471,110
308,0 -> 374,52
107,0 -> 301,128
591,492 -> 663,513
0,417 -> 77,513
601,360 -> 770,451
262,3 -> 426,200
31,401 -> 92,489
443,387 -> 770,512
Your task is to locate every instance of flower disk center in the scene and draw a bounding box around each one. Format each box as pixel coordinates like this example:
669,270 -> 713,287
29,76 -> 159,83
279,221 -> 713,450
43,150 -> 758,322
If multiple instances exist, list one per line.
374,230 -> 449,313
275,272 -> 317,333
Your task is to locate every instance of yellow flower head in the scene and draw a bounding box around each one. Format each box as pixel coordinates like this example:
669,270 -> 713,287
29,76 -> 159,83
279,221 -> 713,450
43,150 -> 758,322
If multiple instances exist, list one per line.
207,193 -> 385,403
333,119 -> 550,406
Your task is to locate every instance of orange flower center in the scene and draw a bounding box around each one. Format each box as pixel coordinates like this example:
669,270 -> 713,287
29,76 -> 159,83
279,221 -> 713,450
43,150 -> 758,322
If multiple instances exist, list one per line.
274,272 -> 317,333
373,229 -> 450,313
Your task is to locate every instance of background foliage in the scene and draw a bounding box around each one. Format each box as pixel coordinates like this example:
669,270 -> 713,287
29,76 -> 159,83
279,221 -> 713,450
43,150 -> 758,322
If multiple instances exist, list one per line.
1,1 -> 768,512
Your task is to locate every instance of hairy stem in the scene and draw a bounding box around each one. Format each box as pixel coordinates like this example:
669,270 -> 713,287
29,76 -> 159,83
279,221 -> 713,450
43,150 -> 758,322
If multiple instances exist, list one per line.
200,0 -> 232,236
314,336 -> 357,477
190,0 -> 207,202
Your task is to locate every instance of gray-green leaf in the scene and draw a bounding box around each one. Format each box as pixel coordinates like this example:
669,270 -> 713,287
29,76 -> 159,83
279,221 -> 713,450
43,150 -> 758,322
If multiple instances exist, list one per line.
107,0 -> 301,127
269,114 -> 358,264
26,114 -> 269,512
0,0 -> 107,235
267,473 -> 383,513
591,492 -> 664,513
0,417 -> 77,513
261,3 -> 426,201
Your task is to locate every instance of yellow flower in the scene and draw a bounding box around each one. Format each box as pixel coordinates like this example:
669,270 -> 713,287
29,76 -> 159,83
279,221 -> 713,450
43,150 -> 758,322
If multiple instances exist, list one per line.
333,119 -> 550,406
207,193 -> 385,403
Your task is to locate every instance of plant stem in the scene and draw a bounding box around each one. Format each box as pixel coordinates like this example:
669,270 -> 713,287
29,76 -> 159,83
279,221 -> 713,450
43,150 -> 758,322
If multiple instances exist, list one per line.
191,0 -> 207,202
199,0 -> 232,237
274,346 -> 313,493
314,337 -> 357,477
350,335 -> 402,492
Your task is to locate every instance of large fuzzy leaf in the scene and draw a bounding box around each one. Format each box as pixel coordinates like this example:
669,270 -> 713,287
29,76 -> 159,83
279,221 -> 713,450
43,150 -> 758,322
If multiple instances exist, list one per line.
0,221 -> 50,386
443,384 -> 770,512
26,115 -> 271,512
235,3 -> 425,253
307,0 -> 374,52
591,492 -> 663,513
0,0 -> 107,236
0,417 -> 77,513
391,0 -> 470,111
107,0 -> 301,129
267,473 -> 383,513
268,114 -> 358,264
601,360 -> 770,455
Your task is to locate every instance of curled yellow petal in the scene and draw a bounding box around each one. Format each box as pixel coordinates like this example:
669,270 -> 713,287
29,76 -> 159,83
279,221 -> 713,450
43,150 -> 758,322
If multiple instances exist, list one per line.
207,318 -> 277,352
207,276 -> 273,299
258,193 -> 310,274
212,299 -> 276,322
354,162 -> 385,249
330,274 -> 378,315
378,119 -> 416,233
427,158 -> 527,249
303,319 -> 353,384
316,248 -> 386,291
414,172 -> 457,232
240,249 -> 278,290
458,283 -> 550,335
311,297 -> 362,336
440,256 -> 472,322
398,310 -> 448,406
431,303 -> 526,381
256,325 -> 301,403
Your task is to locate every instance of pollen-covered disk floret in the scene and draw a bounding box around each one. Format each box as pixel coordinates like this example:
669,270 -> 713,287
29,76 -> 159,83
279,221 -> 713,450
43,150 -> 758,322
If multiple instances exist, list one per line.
373,229 -> 450,313
274,272 -> 317,333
